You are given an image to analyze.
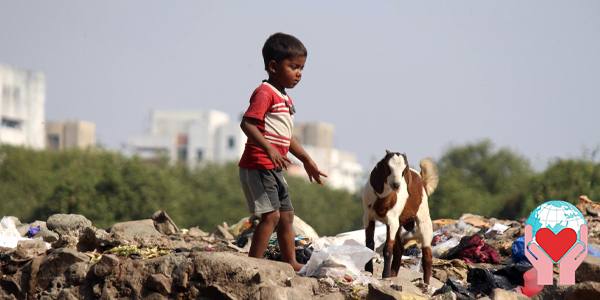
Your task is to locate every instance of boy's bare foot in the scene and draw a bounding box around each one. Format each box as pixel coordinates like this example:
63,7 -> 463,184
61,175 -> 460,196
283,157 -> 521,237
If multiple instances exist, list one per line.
291,262 -> 305,272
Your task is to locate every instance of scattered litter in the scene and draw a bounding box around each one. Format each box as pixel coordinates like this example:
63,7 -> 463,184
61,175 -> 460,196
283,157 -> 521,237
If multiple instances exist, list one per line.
485,223 -> 509,236
107,245 -> 170,259
299,237 -> 375,280
0,217 -> 49,249
443,234 -> 501,264
433,278 -> 475,299
432,237 -> 460,258
26,225 -> 41,238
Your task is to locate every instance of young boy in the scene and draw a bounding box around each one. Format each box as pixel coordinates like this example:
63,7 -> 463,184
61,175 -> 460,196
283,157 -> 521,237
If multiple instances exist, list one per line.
239,32 -> 327,271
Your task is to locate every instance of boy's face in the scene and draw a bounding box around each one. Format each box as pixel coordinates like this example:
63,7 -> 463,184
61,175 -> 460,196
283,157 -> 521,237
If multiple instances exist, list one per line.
268,56 -> 306,89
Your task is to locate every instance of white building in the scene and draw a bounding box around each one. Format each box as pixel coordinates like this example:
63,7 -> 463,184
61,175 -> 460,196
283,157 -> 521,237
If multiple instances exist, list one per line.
0,64 -> 45,149
126,110 -> 245,168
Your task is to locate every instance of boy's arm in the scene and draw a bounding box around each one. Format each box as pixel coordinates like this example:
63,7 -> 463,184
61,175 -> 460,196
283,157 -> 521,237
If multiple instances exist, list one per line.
289,137 -> 328,184
240,117 -> 291,169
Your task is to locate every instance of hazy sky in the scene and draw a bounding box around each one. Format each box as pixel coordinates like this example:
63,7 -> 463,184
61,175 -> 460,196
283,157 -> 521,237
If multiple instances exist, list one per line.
1,1 -> 599,169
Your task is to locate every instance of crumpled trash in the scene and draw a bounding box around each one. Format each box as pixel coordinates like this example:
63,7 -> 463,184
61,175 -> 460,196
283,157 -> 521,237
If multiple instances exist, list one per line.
511,236 -> 527,263
26,225 -> 41,238
432,237 -> 461,258
0,217 -> 29,248
299,238 -> 375,278
484,223 -> 509,238
433,278 -> 475,300
442,234 -> 501,264
264,235 -> 313,264
404,243 -> 421,257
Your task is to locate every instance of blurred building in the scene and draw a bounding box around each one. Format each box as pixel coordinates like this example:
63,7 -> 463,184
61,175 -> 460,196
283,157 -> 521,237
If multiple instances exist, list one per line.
125,110 -> 245,168
0,64 -> 45,149
46,120 -> 96,150
289,122 -> 363,193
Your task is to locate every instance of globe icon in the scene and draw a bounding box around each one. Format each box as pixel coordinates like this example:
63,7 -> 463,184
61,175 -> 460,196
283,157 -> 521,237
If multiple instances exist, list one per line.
525,200 -> 587,262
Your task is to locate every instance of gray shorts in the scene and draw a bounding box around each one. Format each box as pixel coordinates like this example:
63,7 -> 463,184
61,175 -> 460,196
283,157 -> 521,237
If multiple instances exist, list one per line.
239,168 -> 293,216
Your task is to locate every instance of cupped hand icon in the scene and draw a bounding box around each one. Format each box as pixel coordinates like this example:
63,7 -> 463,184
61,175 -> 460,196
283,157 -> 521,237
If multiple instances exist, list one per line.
524,224 -> 554,285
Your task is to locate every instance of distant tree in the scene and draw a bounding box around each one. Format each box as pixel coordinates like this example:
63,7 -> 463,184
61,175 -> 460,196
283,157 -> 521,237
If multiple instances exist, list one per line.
430,140 -> 534,219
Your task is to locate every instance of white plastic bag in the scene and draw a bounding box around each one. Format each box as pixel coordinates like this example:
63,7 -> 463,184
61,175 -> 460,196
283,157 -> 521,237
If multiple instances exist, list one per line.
0,216 -> 28,248
300,238 -> 375,277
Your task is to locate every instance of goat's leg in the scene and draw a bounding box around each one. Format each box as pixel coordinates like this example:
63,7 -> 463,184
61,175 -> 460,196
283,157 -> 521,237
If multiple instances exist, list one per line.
364,220 -> 375,273
422,247 -> 433,285
391,228 -> 403,277
418,216 -> 434,285
382,218 -> 400,278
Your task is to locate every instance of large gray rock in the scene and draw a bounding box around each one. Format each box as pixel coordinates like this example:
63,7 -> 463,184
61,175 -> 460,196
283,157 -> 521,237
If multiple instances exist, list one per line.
259,286 -> 314,300
109,219 -> 166,247
192,252 -> 296,299
152,210 -> 179,235
15,239 -> 47,259
36,248 -> 90,291
367,283 -> 428,300
46,214 -> 92,235
490,288 -> 529,300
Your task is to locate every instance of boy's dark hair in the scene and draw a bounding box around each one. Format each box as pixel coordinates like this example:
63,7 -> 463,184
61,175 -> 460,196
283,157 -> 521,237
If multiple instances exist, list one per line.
262,33 -> 307,70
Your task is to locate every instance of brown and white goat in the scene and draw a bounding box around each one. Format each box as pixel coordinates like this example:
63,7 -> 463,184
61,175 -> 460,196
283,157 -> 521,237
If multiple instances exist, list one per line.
362,151 -> 438,284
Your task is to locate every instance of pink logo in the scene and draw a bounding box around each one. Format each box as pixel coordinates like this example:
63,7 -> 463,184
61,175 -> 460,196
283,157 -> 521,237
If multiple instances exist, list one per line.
523,200 -> 588,293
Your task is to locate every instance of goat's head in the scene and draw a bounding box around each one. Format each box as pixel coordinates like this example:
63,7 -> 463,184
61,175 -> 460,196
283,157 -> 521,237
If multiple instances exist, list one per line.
369,150 -> 410,196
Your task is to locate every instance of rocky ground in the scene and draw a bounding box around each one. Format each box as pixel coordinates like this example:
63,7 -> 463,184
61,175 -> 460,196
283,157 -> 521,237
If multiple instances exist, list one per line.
0,197 -> 599,300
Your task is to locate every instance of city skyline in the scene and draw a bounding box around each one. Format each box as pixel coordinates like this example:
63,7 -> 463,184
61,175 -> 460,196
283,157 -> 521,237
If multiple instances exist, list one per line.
1,1 -> 599,169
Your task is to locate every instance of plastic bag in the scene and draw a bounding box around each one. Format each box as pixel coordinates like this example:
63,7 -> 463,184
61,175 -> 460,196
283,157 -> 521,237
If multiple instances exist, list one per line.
432,237 -> 460,258
512,236 -> 527,263
0,216 -> 28,248
299,238 -> 375,278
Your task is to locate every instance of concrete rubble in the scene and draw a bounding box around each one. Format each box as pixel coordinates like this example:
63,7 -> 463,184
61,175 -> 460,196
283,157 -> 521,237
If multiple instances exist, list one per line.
0,196 -> 599,299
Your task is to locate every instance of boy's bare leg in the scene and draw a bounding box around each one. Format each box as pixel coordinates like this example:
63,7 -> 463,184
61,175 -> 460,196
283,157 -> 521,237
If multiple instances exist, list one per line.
277,210 -> 304,271
249,210 -> 280,258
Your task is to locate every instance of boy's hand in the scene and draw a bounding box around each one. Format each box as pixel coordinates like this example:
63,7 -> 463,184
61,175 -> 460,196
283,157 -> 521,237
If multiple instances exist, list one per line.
267,147 -> 291,170
304,159 -> 328,184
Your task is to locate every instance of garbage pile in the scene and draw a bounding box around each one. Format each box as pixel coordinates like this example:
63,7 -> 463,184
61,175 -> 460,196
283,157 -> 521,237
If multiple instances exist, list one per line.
2,195 -> 600,299
220,195 -> 600,299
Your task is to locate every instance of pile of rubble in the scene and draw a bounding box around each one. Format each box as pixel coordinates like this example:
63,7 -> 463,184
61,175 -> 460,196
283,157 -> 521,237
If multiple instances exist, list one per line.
0,196 -> 599,299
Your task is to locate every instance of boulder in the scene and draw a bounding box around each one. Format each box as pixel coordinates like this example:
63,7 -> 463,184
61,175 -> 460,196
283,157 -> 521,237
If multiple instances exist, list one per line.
46,214 -> 92,235
36,248 -> 90,291
15,239 -> 48,259
152,210 -> 179,235
109,219 -> 166,247
367,283 -> 428,300
192,252 -> 295,298
146,273 -> 172,295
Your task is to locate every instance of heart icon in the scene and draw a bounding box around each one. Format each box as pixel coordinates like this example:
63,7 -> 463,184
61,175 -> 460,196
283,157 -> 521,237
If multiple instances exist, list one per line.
535,228 -> 577,262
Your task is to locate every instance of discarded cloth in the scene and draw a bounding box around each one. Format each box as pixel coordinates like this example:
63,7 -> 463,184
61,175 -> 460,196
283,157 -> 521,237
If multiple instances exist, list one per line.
467,268 -> 515,296
433,278 -> 475,300
443,234 -> 501,264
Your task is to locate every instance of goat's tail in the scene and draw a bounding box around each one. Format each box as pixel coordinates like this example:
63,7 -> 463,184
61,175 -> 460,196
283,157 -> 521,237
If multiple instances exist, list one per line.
420,158 -> 439,196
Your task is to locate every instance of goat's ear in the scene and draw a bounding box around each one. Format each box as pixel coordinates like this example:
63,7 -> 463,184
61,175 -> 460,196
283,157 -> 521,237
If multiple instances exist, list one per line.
404,166 -> 412,187
385,149 -> 391,155
370,163 -> 385,194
